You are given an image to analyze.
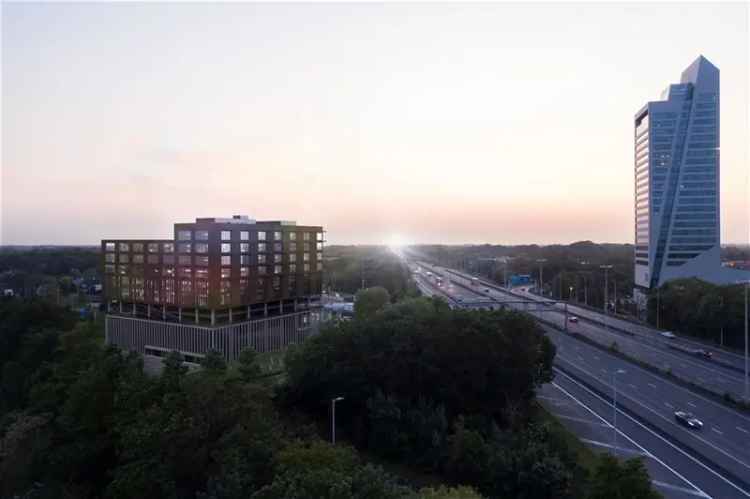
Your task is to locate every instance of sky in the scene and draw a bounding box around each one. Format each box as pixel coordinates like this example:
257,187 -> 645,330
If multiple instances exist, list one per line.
2,2 -> 748,246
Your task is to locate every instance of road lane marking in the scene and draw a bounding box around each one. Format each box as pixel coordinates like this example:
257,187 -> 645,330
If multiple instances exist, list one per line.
580,438 -> 646,456
594,356 -> 600,361
551,375 -> 714,498
648,383 -> 657,389
628,383 -> 636,389
738,427 -> 749,434
554,414 -> 610,427
652,480 -> 711,498
665,402 -> 674,409
712,428 -> 724,436
687,401 -> 697,408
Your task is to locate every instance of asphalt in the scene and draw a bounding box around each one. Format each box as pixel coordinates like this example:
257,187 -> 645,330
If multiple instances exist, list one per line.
411,263 -> 750,499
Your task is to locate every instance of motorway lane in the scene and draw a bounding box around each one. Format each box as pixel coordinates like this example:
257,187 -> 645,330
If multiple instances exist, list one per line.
427,264 -> 748,400
412,262 -> 750,498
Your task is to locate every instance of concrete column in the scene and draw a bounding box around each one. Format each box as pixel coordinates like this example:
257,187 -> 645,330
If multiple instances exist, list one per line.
107,301 -> 111,313
162,305 -> 166,321
211,309 -> 216,326
264,303 -> 268,317
228,308 -> 233,324
119,301 -> 123,314
178,307 -> 182,323
247,306 -> 251,320
147,304 -> 151,319
280,301 -> 284,315
195,307 -> 199,324
132,303 -> 136,316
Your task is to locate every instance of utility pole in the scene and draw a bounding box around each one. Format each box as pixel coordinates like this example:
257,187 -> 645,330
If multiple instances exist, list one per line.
331,396 -> 344,444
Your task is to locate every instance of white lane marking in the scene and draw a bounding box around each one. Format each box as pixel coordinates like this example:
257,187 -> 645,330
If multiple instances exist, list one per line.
628,383 -> 637,389
648,383 -> 657,389
554,414 -> 610,427
665,402 -> 674,409
552,375 -> 714,499
652,480 -> 712,498
537,395 -> 562,402
594,355 -> 600,361
738,427 -> 749,434
712,428 -> 724,436
577,355 -> 584,361
687,401 -> 697,408
580,438 -> 646,456
601,368 -> 607,374
556,357 -> 750,473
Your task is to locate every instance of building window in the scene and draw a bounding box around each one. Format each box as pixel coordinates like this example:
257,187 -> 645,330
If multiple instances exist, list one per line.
178,255 -> 191,265
274,231 -> 282,241
179,267 -> 192,277
195,243 -> 209,253
196,230 -> 209,240
195,256 -> 209,266
221,267 -> 231,279
240,267 -> 249,277
316,242 -> 323,250
177,230 -> 192,241
119,254 -> 130,264
105,253 -> 115,263
304,263 -> 310,272
148,243 -> 159,253
289,263 -> 296,273
317,262 -> 323,271
304,232 -> 310,241
274,242 -> 282,252
133,254 -> 144,264
119,242 -> 130,252
258,243 -> 267,252
317,232 -> 324,241
221,243 -> 231,254
274,265 -> 282,275
258,231 -> 266,241
147,254 -> 159,264
274,254 -> 282,263
105,242 -> 115,252
289,232 -> 297,241
221,256 -> 231,266
289,254 -> 296,263
258,266 -> 267,275
196,268 -> 209,279
240,231 -> 249,240
240,255 -> 250,265
221,230 -> 231,241
132,243 -> 144,253
240,243 -> 249,253
118,265 -> 128,275
272,276 -> 281,291
316,252 -> 322,260
178,243 -> 191,253
256,279 -> 265,301
163,243 -> 174,253
290,242 -> 297,252
163,255 -> 175,264
258,254 -> 267,264
105,264 -> 115,273
196,279 -> 209,306
303,253 -> 310,261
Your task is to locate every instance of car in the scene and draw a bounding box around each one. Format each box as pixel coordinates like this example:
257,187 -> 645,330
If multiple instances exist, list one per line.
674,411 -> 703,429
660,331 -> 676,339
568,316 -> 579,323
694,349 -> 712,359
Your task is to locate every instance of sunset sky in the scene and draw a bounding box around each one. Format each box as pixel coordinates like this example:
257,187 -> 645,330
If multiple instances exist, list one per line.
2,2 -> 748,246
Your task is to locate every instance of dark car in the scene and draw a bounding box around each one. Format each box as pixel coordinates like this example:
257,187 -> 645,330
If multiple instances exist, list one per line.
695,349 -> 712,359
674,411 -> 703,430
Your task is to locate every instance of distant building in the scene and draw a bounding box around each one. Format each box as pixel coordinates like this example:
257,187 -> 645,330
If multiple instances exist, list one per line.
633,56 -> 750,307
102,215 -> 325,367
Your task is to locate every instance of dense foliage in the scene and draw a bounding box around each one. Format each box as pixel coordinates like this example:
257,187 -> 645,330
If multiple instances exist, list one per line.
324,246 -> 419,300
0,299 -> 480,498
282,296 -> 660,498
648,278 -> 747,349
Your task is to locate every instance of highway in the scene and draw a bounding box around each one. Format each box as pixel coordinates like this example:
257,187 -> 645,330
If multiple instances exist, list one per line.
424,263 -> 749,402
411,264 -> 750,499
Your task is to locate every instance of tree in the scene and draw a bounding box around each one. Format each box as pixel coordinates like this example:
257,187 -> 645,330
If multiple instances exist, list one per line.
202,349 -> 228,373
238,348 -> 263,381
418,486 -> 484,499
354,286 -> 391,320
589,455 -> 661,499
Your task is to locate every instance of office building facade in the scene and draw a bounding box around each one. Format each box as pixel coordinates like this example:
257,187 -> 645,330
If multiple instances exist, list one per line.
102,215 -> 324,365
633,56 -> 748,306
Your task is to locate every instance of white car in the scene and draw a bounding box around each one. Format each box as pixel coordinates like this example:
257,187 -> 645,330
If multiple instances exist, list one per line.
568,316 -> 579,323
661,331 -> 676,339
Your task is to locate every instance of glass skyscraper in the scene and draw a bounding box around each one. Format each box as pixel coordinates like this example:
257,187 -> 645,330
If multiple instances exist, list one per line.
633,56 -> 743,305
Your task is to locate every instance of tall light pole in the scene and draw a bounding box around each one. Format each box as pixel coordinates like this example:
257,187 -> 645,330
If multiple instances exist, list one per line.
331,396 -> 344,444
612,368 -> 626,455
536,259 -> 547,296
600,265 -> 613,331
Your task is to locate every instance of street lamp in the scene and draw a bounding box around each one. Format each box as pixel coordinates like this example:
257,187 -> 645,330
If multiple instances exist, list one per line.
600,265 -> 613,331
569,286 -> 574,301
738,280 -> 749,403
612,369 -> 626,455
536,259 -> 547,296
331,396 -> 344,444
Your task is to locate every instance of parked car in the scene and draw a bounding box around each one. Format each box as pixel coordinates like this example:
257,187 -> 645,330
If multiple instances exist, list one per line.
568,316 -> 579,323
661,331 -> 676,339
674,411 -> 703,430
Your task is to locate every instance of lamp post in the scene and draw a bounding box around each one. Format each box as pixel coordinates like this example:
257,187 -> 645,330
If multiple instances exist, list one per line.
612,369 -> 626,455
739,280 -> 750,403
536,259 -> 547,296
600,265 -> 613,331
569,286 -> 574,301
331,396 -> 344,444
